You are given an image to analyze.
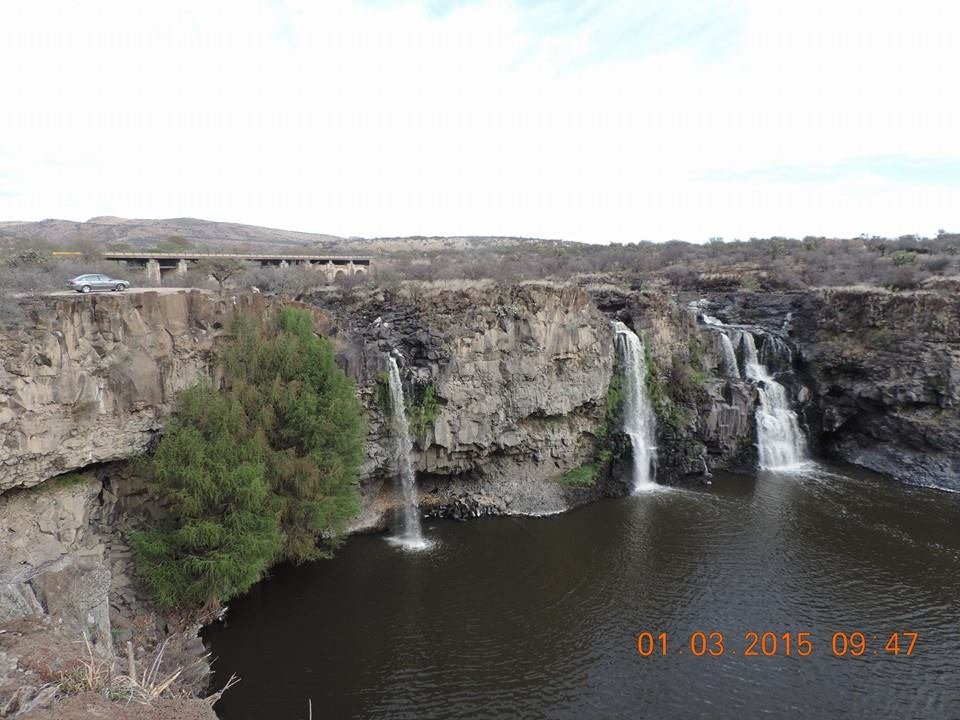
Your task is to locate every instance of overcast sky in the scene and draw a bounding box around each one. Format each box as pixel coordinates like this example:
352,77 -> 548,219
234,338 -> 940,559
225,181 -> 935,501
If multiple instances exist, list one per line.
2,0 -> 958,242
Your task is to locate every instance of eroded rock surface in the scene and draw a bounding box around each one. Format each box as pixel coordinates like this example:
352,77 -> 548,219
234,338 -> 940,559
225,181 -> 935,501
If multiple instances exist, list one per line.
0,291 -> 328,493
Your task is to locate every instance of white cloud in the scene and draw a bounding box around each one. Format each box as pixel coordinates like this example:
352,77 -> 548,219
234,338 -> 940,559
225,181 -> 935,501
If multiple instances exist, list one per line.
0,0 -> 958,241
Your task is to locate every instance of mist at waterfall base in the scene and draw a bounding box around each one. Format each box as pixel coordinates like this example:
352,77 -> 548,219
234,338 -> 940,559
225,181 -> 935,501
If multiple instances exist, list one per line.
384,356 -> 430,551
612,322 -> 658,492
204,462 -> 960,720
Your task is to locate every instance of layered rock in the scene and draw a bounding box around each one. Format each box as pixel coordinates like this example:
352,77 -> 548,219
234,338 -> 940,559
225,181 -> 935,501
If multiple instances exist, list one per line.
0,291 -> 328,493
316,282 -> 619,526
591,287 -> 759,482
702,288 -> 960,490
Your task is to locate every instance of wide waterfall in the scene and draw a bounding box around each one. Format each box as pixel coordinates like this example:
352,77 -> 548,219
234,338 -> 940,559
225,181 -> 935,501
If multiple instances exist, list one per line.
386,357 -> 429,550
612,322 -> 657,491
738,333 -> 809,471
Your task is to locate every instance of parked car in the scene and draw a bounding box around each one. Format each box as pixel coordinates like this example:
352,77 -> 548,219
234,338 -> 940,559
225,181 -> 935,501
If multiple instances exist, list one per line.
67,274 -> 130,293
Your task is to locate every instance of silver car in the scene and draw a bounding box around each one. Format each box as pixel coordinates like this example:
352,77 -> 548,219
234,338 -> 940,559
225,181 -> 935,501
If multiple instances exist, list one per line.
67,273 -> 130,293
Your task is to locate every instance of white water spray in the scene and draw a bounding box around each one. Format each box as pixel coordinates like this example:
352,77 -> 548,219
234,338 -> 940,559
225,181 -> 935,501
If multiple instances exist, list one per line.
612,322 -> 657,491
739,333 -> 808,471
386,357 -> 428,550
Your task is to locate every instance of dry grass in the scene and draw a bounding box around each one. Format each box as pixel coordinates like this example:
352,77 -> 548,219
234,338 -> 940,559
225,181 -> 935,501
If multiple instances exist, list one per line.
58,633 -> 237,709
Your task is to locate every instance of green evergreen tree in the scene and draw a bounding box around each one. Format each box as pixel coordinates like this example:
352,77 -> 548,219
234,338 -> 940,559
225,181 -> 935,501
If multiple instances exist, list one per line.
133,308 -> 365,608
130,385 -> 282,609
221,308 -> 364,562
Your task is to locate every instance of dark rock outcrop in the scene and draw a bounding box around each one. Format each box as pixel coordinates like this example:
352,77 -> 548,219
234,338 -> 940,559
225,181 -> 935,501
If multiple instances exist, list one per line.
705,288 -> 959,491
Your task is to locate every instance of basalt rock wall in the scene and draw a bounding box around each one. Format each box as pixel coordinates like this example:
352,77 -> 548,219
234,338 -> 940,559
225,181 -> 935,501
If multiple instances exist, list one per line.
0,291 -> 329,494
702,289 -> 960,491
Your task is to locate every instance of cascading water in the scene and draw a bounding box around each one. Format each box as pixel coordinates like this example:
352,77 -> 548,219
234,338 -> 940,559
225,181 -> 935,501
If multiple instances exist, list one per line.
691,302 -> 809,472
703,314 -> 740,379
385,356 -> 428,550
718,333 -> 740,378
739,333 -> 808,471
612,322 -> 657,492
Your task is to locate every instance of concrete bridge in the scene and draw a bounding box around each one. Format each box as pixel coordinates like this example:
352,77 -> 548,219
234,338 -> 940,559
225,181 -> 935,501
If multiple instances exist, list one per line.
97,252 -> 373,285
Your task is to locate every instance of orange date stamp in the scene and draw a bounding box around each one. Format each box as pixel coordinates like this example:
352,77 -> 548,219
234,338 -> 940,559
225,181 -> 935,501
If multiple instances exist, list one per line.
636,631 -> 918,658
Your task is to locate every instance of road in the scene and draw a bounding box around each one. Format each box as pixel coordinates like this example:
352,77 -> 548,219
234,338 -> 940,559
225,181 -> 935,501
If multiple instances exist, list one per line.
46,287 -> 211,297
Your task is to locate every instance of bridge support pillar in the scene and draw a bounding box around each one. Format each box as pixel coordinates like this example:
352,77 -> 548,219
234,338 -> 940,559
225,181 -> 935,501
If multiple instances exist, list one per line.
145,259 -> 161,286
176,259 -> 188,276
280,260 -> 289,269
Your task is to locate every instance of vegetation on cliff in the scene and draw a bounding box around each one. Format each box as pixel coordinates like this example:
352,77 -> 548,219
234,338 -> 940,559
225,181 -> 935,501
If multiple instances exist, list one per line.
132,308 -> 365,608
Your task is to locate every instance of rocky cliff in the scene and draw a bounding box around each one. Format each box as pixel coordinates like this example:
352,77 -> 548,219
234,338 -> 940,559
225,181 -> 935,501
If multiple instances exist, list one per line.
704,288 -> 960,491
0,291 -> 328,494
2,282 -> 955,715
315,282 -> 622,526
0,291 -> 326,718
311,281 -> 762,529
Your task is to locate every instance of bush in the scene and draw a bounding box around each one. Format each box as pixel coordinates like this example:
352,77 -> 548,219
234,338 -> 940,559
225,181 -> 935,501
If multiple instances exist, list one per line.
130,385 -> 282,608
132,308 -> 365,608
220,308 -> 364,563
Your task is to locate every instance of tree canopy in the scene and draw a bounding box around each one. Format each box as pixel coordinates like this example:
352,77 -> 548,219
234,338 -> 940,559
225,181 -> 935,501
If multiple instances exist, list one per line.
132,307 -> 365,609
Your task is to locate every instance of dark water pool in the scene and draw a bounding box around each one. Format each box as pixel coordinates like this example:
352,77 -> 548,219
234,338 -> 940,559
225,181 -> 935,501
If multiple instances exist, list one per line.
204,464 -> 960,719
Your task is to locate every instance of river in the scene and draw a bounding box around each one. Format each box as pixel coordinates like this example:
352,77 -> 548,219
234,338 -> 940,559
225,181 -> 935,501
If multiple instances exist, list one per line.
204,463 -> 960,719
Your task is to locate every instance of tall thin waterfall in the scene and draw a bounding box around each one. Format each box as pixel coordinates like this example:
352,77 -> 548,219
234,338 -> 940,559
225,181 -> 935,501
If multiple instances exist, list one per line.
718,333 -> 740,378
386,357 -> 427,549
739,333 -> 808,471
612,322 -> 657,491
703,315 -> 741,379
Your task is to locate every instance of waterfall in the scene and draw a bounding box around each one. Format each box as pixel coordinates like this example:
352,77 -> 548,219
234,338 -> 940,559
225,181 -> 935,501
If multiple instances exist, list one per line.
386,357 -> 428,550
692,302 -> 810,472
718,333 -> 740,378
701,313 -> 740,378
612,322 -> 657,492
739,333 -> 808,471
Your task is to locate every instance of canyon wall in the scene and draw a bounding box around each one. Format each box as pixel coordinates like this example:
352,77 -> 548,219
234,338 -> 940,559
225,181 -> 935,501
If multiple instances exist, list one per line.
322,282 -> 621,527
0,291 -> 328,494
314,281 -> 760,530
2,283 -> 955,714
707,288 -> 960,491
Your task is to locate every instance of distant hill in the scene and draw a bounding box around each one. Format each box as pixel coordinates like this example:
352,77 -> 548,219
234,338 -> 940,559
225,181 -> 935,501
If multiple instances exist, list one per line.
0,217 -> 567,254
0,217 -> 344,253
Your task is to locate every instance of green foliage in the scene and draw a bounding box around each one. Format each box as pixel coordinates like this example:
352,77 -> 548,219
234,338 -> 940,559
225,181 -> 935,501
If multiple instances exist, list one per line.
557,450 -> 613,488
130,385 -> 282,609
559,463 -> 599,487
133,308 -> 365,609
644,340 -> 696,431
892,250 -> 918,266
28,472 -> 94,494
375,371 -> 392,414
408,385 -> 439,441
596,372 -> 623,440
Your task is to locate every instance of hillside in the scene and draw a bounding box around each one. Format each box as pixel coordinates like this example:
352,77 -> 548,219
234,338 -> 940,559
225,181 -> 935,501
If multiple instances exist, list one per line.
0,216 -> 563,254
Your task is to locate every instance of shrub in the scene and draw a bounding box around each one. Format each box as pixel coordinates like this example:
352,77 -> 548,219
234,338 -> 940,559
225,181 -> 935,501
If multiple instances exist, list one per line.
408,385 -> 439,442
218,308 -> 365,563
130,385 -> 282,609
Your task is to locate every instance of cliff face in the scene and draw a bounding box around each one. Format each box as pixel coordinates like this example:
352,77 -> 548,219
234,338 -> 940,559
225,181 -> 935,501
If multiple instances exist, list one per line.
0,291 -> 328,494
2,282 -> 954,714
592,287 -> 759,481
706,289 -> 960,491
319,282 -> 620,526
801,289 -> 959,490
